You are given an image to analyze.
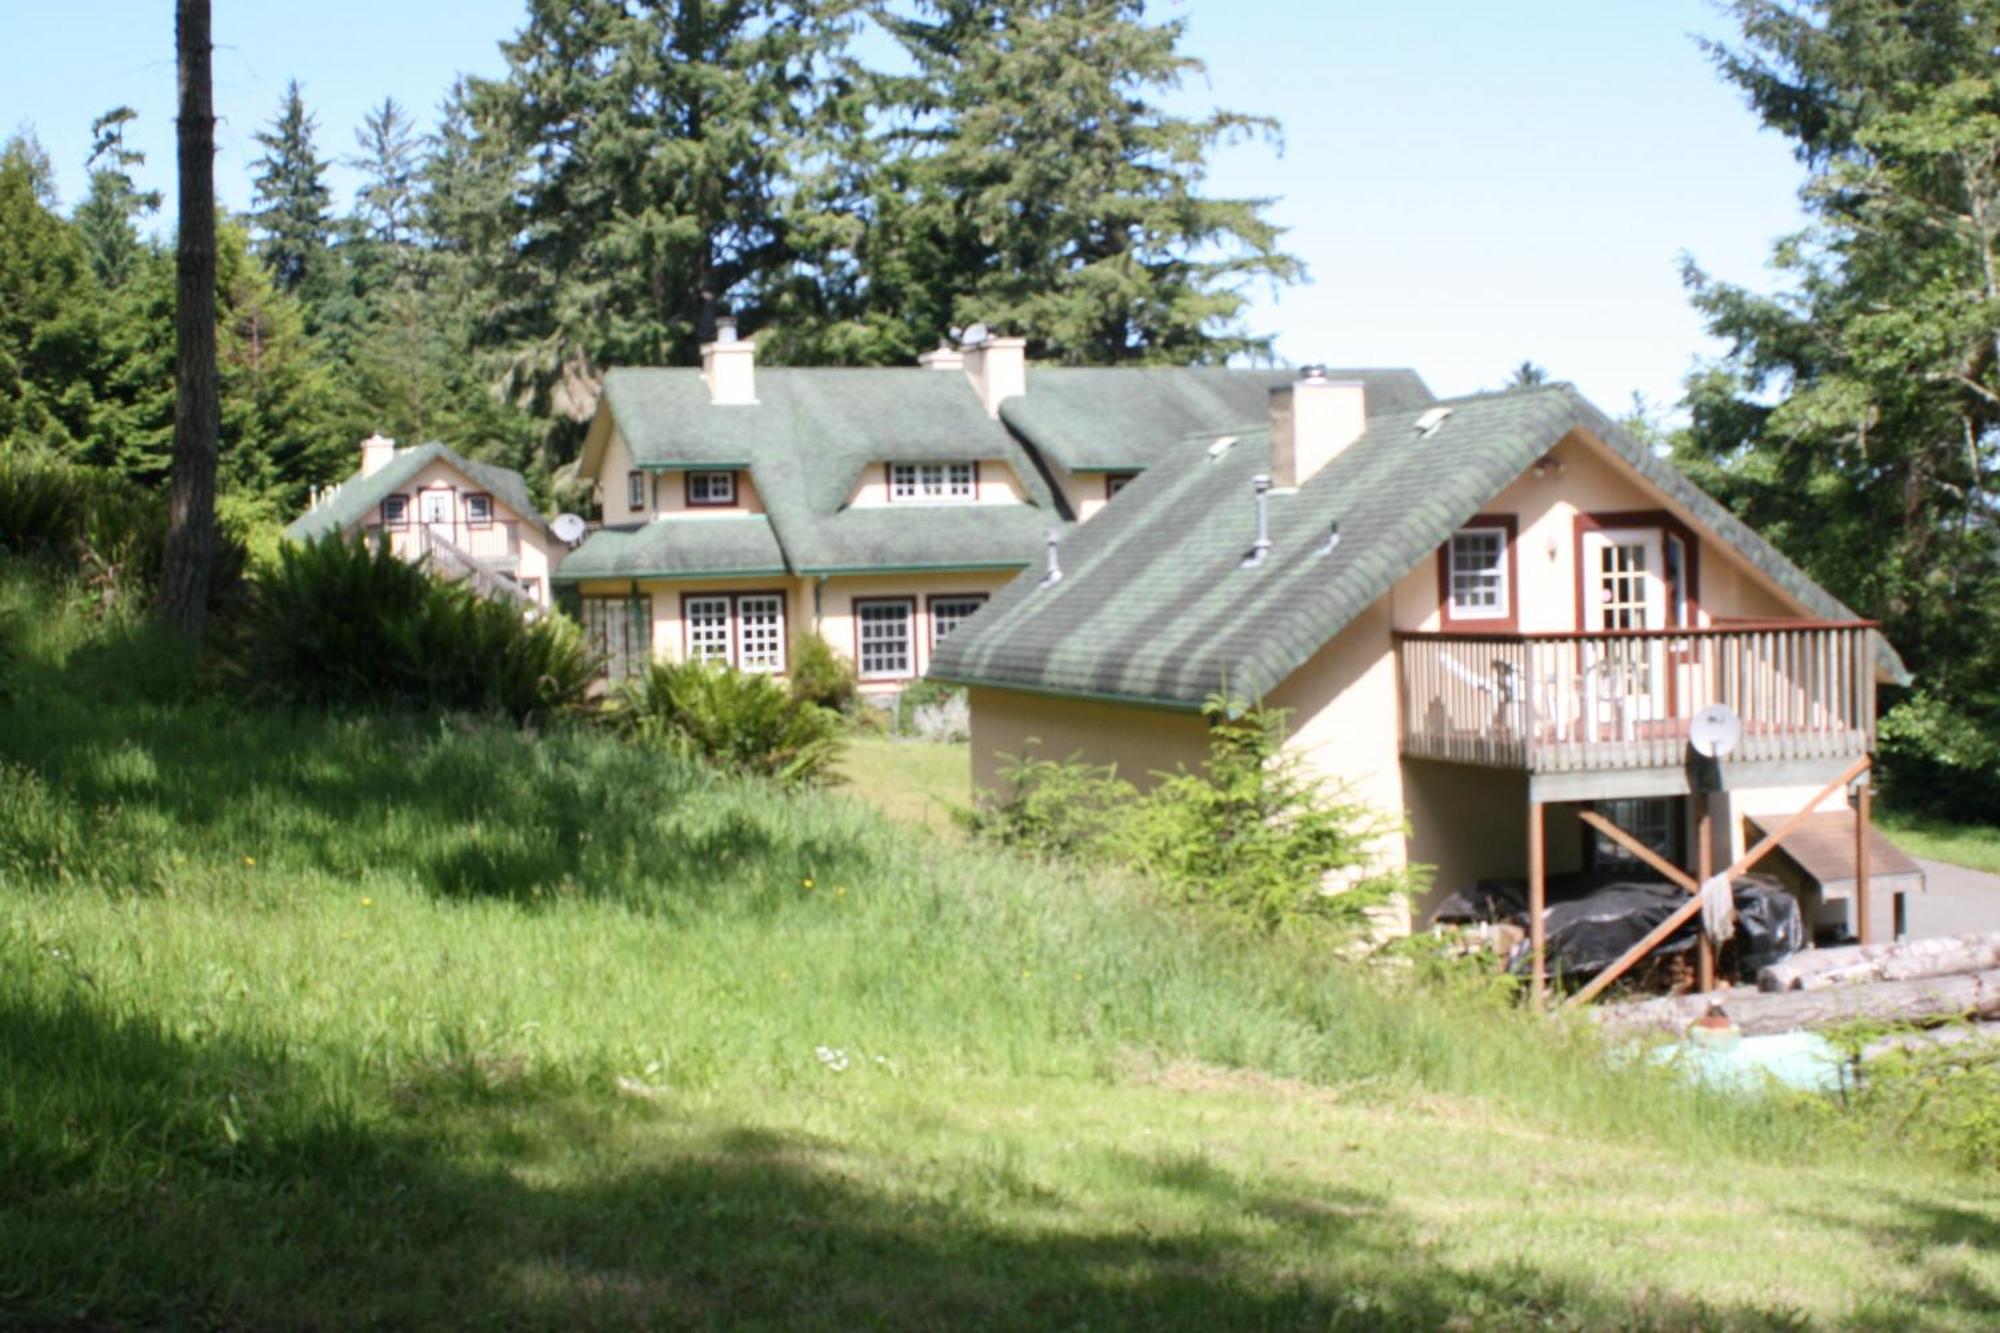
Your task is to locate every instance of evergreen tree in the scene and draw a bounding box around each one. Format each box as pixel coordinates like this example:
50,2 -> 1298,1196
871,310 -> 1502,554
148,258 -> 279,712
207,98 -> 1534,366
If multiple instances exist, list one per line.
348,97 -> 424,256
0,136 -> 104,455
73,107 -> 162,290
458,0 -> 863,460
248,79 -> 333,301
1679,0 -> 2000,814
869,0 -> 1301,364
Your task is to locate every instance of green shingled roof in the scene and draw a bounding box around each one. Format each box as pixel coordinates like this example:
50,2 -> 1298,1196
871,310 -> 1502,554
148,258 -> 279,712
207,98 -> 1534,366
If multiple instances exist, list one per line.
283,442 -> 548,544
554,516 -> 788,583
931,384 -> 1910,706
999,367 -> 1435,473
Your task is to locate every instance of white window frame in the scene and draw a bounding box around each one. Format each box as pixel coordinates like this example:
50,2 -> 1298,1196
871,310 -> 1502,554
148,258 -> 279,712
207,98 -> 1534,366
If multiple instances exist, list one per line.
684,595 -> 735,665
687,471 -> 737,506
465,493 -> 494,528
1447,527 -> 1510,621
627,471 -> 649,512
928,595 -> 988,651
888,461 -> 977,503
855,598 -> 915,679
380,494 -> 409,528
735,593 -> 786,673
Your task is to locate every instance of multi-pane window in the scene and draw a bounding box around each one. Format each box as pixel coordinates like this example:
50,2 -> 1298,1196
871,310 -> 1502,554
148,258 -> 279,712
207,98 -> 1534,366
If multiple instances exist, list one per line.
381,494 -> 409,527
582,595 -> 651,681
465,493 -> 493,527
856,599 -> 914,678
685,595 -> 734,664
1448,528 -> 1508,618
686,471 -> 736,506
737,594 -> 785,672
929,595 -> 988,650
627,471 -> 649,512
888,462 -> 976,501
682,592 -> 787,673
1598,541 -> 1650,630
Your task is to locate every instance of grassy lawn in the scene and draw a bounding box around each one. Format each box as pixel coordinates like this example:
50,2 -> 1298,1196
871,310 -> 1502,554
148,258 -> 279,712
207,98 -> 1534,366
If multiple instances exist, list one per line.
3,564 -> 1999,1329
835,734 -> 972,839
1879,808 -> 2000,876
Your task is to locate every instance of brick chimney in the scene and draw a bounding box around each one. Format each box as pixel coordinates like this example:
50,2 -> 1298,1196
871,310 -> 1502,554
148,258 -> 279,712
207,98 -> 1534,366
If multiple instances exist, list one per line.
1269,367 -> 1366,487
360,433 -> 396,478
961,334 -> 1026,417
700,315 -> 757,405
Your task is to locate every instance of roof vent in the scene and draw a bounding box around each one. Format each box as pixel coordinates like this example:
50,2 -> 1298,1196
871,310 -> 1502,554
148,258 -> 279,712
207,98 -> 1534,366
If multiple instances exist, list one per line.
1239,474 -> 1273,569
1039,528 -> 1063,589
715,314 -> 739,345
1317,520 -> 1341,559
1206,434 -> 1239,461
1414,406 -> 1453,439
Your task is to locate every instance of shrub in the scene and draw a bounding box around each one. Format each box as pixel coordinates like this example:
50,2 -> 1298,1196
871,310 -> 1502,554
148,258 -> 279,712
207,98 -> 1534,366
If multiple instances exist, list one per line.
972,696 -> 1426,932
788,632 -> 858,712
220,535 -> 593,724
614,658 -> 845,786
1878,692 -> 2000,824
0,453 -> 166,600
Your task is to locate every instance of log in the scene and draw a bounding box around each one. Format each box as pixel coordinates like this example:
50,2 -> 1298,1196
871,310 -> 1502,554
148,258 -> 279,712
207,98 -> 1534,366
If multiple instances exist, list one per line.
1594,967 -> 2000,1039
1859,1021 -> 2000,1063
1756,932 -> 2000,992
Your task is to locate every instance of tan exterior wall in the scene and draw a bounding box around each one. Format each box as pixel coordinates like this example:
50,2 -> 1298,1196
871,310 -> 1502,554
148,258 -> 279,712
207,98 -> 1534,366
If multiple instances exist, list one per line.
967,685 -> 1211,796
573,575 -> 810,672
845,461 -> 1031,508
369,457 -> 560,607
595,427 -> 763,522
651,468 -> 765,518
814,570 -> 1021,693
1042,464 -> 1130,523
1414,428 -> 1822,634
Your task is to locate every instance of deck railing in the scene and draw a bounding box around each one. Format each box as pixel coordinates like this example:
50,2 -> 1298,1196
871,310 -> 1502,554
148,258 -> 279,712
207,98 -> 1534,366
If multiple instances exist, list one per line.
363,519 -> 521,566
1396,623 -> 1879,772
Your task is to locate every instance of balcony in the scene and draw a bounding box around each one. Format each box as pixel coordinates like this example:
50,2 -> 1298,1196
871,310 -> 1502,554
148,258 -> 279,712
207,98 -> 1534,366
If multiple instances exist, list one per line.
363,519 -> 523,569
1396,623 -> 1880,778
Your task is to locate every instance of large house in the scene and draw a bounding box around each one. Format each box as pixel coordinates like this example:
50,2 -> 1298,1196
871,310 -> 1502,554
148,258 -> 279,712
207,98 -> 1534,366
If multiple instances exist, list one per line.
929,368 -> 1921,968
285,435 -> 563,610
555,322 -> 1425,692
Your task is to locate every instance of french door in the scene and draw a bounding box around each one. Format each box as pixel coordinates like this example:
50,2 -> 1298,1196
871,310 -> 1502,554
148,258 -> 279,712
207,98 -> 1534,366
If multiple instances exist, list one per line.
1581,528 -> 1668,735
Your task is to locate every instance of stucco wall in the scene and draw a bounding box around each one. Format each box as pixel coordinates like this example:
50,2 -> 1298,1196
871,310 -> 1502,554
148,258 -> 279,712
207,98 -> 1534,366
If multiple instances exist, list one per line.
967,685 -> 1211,796
594,428 -> 763,522
815,570 -> 1021,691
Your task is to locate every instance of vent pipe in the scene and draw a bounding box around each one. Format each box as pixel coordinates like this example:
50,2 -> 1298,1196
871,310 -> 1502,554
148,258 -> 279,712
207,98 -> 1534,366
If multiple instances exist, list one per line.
1317,520 -> 1341,558
1240,474 -> 1273,568
1039,528 -> 1063,588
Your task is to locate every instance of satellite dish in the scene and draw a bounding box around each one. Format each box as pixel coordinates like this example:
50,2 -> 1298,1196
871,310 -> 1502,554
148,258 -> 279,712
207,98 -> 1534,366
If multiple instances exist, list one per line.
551,512 -> 589,545
959,321 -> 990,347
1689,703 -> 1743,759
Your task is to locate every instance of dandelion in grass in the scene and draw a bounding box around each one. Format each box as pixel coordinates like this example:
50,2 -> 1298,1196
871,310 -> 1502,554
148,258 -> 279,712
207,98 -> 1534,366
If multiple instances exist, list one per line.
242,856 -> 255,867
815,1045 -> 850,1073
802,877 -> 815,889
361,897 -> 374,908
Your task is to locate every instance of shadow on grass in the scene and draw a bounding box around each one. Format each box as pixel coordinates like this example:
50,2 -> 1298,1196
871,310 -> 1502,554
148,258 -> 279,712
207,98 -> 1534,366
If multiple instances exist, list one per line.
0,624 -> 875,914
0,982 -> 1922,1333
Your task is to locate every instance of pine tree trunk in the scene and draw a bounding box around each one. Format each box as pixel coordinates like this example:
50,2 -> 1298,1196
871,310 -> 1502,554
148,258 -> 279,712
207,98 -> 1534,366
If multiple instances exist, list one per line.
158,0 -> 219,637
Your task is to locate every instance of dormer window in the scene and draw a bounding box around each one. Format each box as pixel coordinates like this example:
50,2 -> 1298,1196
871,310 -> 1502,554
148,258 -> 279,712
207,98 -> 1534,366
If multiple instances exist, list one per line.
686,470 -> 736,507
889,461 -> 977,502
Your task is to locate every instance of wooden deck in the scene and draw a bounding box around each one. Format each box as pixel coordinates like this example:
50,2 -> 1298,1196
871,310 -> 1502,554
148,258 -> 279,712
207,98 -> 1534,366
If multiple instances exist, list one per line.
1397,622 -> 1879,774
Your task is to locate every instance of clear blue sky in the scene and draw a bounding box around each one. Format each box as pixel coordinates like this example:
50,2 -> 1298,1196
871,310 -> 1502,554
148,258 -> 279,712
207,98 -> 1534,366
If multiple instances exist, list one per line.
2,1 -> 1805,416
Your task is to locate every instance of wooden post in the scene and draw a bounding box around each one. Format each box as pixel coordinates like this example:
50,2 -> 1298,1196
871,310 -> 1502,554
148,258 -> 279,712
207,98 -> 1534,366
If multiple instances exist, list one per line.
1856,777 -> 1874,946
1529,800 -> 1547,1011
1696,793 -> 1716,992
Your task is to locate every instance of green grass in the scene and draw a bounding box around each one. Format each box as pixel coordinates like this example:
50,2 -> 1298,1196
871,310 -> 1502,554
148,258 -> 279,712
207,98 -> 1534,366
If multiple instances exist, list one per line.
2,563 -> 1998,1329
835,734 -> 973,839
1879,807 -> 2000,876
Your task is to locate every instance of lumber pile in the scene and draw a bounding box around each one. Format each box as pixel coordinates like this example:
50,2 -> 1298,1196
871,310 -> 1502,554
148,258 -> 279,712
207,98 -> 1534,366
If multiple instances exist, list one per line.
1595,966 -> 2000,1040
1756,931 -> 2000,992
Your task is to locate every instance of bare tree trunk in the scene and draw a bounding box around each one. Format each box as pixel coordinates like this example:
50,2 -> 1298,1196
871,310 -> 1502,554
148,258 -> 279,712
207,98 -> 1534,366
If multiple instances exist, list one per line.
158,0 -> 219,637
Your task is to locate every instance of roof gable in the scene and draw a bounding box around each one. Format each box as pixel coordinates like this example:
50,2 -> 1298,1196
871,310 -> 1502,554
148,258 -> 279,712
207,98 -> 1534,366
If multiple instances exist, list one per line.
932,384 -> 1908,705
284,443 -> 549,544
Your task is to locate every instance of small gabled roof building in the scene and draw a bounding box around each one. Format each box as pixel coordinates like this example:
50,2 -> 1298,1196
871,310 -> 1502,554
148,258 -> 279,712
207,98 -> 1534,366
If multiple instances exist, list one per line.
285,436 -> 560,609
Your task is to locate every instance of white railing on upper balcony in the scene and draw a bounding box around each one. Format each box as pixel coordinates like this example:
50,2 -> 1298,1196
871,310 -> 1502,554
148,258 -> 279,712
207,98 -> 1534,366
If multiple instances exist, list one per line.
363,519 -> 521,566
1395,622 -> 1880,772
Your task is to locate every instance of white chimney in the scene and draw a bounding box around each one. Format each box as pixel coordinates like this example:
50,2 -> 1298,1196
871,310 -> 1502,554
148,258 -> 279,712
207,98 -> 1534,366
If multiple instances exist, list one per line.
1269,367 -> 1366,487
360,433 -> 396,478
917,341 -> 964,371
961,334 -> 1026,417
700,315 -> 757,405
